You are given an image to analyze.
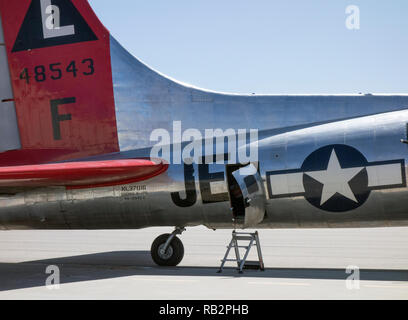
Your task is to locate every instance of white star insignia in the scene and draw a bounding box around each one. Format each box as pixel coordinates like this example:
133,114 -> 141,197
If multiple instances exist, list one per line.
305,149 -> 365,206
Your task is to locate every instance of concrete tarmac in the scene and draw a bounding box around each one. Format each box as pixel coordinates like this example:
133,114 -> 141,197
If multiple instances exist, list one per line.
0,226 -> 407,299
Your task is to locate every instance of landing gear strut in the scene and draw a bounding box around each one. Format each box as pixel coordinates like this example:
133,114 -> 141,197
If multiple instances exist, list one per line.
151,227 -> 186,266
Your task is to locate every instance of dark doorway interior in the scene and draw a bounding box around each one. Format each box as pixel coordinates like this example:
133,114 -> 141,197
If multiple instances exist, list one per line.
226,164 -> 246,220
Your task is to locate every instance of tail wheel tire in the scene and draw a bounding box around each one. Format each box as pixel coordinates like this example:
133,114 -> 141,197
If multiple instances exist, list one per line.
151,234 -> 184,267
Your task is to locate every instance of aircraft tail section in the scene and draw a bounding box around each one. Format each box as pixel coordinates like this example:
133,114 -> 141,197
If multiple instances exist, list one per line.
0,0 -> 119,166
1,1 -> 408,167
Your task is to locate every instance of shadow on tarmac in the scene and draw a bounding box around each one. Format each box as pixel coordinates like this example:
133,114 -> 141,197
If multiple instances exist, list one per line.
0,250 -> 407,291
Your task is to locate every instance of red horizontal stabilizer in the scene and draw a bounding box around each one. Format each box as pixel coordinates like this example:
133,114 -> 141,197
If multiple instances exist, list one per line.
0,159 -> 168,189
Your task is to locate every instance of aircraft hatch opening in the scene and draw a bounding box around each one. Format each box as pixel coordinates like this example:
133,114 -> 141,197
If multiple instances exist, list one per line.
226,163 -> 267,228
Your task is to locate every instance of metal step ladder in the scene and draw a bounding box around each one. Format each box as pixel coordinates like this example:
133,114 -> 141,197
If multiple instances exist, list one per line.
218,231 -> 265,274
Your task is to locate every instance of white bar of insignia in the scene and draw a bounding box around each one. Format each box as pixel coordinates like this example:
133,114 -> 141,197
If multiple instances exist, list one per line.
269,172 -> 305,196
366,163 -> 403,187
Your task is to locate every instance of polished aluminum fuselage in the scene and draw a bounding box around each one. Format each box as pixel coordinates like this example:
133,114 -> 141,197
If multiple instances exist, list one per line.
1,37 -> 408,230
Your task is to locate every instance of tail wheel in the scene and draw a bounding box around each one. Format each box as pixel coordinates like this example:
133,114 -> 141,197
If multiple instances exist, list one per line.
151,234 -> 184,267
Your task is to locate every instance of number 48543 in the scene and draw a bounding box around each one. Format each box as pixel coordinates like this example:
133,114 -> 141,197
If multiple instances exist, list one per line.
19,58 -> 95,84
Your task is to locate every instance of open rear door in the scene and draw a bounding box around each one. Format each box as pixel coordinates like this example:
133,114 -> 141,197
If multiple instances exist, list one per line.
232,164 -> 266,228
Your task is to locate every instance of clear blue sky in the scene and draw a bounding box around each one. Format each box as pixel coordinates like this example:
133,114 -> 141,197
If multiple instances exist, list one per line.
88,0 -> 408,94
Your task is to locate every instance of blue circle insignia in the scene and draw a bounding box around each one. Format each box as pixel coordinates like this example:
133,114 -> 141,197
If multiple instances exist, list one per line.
301,144 -> 370,212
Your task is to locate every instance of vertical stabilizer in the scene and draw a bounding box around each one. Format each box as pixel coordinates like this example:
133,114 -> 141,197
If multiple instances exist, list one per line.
0,0 -> 119,165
